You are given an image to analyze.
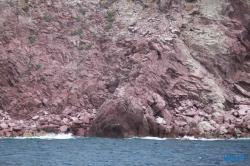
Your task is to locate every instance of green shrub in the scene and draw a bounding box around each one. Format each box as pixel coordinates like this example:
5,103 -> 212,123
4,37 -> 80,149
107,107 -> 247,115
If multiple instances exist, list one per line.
100,0 -> 117,8
71,29 -> 82,36
86,44 -> 92,50
36,64 -> 41,70
88,15 -> 92,20
80,8 -> 86,15
78,46 -> 84,51
25,0 -> 29,3
28,36 -> 35,43
76,16 -> 81,22
104,10 -> 115,31
105,10 -> 115,22
77,59 -> 84,66
44,14 -> 51,22
105,22 -> 112,30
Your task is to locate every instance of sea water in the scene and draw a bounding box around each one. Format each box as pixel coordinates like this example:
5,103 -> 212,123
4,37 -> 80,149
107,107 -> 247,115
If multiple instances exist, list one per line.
0,135 -> 249,166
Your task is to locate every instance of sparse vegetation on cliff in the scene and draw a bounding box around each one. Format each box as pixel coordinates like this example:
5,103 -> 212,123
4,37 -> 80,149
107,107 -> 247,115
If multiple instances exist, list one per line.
71,29 -> 82,36
35,64 -> 41,70
104,10 -> 115,31
44,14 -> 51,22
77,59 -> 84,66
80,8 -> 86,15
22,5 -> 29,12
100,0 -> 117,8
76,16 -> 81,22
78,46 -> 84,51
28,36 -> 35,43
105,10 -> 115,22
86,44 -> 92,50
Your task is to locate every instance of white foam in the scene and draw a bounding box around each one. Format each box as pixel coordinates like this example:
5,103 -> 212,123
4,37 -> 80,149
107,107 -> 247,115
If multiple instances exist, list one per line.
229,137 -> 250,141
16,133 -> 74,140
134,136 -> 168,140
181,136 -> 197,140
38,133 -> 74,139
180,135 -> 225,141
182,136 -> 250,141
134,136 -> 226,141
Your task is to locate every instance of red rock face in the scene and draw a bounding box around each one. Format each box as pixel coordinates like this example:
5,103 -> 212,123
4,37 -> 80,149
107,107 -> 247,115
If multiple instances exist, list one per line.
0,0 -> 250,138
89,99 -> 149,138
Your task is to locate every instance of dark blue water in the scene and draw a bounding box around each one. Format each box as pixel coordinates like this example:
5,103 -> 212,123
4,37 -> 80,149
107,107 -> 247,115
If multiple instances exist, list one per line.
0,136 -> 249,166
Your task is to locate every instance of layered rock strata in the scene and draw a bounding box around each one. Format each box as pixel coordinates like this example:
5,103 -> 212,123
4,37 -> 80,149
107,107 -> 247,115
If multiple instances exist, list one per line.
0,0 -> 250,138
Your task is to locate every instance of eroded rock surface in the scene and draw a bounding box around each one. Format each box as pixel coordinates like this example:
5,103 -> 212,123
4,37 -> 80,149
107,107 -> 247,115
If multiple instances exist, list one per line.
0,0 -> 250,138
89,99 -> 149,138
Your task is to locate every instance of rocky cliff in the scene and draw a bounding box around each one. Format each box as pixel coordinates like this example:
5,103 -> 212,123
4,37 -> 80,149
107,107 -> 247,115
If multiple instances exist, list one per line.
0,0 -> 250,138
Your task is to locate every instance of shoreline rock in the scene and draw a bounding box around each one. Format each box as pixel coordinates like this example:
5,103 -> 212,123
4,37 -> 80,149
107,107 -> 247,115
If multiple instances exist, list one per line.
0,0 -> 250,139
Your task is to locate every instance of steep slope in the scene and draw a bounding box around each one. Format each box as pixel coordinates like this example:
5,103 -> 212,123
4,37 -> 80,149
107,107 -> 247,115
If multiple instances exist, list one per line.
0,0 -> 250,138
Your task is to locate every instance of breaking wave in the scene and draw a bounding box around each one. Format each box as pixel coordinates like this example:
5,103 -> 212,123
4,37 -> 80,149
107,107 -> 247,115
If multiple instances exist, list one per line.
133,135 -> 250,141
15,133 -> 74,140
180,136 -> 221,141
136,136 -> 168,140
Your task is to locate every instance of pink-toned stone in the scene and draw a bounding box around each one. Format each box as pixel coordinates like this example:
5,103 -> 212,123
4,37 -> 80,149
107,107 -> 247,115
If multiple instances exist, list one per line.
222,123 -> 229,129
60,125 -> 68,133
235,118 -> 243,127
0,130 -> 4,136
213,114 -> 224,125
158,109 -> 172,126
247,124 -> 250,130
174,120 -> 187,127
34,99 -> 42,105
183,125 -> 190,135
185,108 -> 197,117
8,123 -> 16,127
62,118 -> 69,124
83,117 -> 90,124
12,132 -> 18,137
193,115 -> 200,122
12,126 -> 22,131
76,128 -> 85,136
32,116 -> 39,120
224,115 -> 236,124
238,107 -> 249,116
63,107 -> 72,115
0,123 -> 8,129
73,120 -> 83,125
4,131 -> 11,137
42,98 -> 49,105
186,100 -> 193,107
71,117 -> 78,122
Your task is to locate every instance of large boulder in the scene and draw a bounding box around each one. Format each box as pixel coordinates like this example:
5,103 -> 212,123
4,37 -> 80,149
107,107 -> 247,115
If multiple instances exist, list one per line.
88,99 -> 149,138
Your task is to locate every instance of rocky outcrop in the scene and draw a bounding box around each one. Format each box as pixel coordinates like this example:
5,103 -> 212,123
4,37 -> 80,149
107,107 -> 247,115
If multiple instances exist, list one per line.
0,0 -> 250,138
89,99 -> 149,138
